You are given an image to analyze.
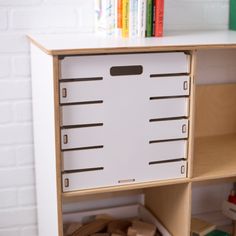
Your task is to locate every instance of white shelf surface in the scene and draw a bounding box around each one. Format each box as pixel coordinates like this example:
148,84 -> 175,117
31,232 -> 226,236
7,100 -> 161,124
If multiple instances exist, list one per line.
28,30 -> 236,55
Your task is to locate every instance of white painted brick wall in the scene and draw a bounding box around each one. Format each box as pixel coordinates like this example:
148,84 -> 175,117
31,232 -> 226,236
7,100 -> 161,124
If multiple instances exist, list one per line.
0,0 -> 231,235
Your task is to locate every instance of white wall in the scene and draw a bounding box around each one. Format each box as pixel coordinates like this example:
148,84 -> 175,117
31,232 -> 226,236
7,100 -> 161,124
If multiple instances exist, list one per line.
0,0 -> 231,235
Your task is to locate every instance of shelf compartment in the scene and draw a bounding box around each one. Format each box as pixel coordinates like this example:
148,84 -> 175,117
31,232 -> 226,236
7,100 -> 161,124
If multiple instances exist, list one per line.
193,134 -> 236,181
63,204 -> 171,236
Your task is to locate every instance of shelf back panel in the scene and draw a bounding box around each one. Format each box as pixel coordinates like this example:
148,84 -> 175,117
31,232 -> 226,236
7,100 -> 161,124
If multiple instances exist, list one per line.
195,84 -> 236,137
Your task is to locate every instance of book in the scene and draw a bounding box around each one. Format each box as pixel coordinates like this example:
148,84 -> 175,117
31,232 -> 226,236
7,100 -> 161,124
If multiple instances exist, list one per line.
230,0 -> 236,30
146,0 -> 153,37
154,0 -> 164,37
95,0 -> 116,36
191,218 -> 216,236
152,0 -> 156,36
129,0 -> 139,38
137,0 -> 147,38
116,0 -> 123,36
122,0 -> 129,37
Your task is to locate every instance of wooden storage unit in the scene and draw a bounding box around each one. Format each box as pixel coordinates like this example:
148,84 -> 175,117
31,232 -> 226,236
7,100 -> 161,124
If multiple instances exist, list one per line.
29,31 -> 236,236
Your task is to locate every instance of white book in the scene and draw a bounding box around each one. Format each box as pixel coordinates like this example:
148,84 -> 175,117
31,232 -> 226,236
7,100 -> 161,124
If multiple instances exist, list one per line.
95,0 -> 116,36
137,0 -> 147,38
129,0 -> 139,38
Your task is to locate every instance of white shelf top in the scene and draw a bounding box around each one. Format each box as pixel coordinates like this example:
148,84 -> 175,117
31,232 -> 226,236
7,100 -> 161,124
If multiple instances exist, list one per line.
28,30 -> 236,55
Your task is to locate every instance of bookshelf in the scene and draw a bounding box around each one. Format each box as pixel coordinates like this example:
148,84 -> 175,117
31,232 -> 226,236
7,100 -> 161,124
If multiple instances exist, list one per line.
29,30 -> 236,236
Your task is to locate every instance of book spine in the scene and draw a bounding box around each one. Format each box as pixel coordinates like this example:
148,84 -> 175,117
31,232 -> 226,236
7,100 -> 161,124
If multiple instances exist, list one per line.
230,0 -> 236,30
129,0 -> 139,37
152,0 -> 156,36
116,0 -> 122,36
122,0 -> 129,37
155,0 -> 164,37
94,0 -> 105,34
146,0 -> 153,37
107,0 -> 116,36
137,0 -> 146,38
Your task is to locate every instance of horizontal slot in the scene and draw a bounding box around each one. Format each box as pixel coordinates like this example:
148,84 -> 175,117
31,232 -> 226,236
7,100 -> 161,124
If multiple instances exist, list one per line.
62,145 -> 104,152
149,158 -> 186,165
63,167 -> 104,174
150,73 -> 189,78
60,77 -> 103,82
149,138 -> 188,144
118,179 -> 135,184
61,100 -> 103,106
110,65 -> 143,76
148,119 -> 189,141
149,117 -> 187,122
61,123 -> 103,129
150,95 -> 188,100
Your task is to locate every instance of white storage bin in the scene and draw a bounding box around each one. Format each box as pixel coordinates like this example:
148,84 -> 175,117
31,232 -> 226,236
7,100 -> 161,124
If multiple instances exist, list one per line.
61,97 -> 189,127
60,76 -> 190,104
62,140 -> 187,171
63,204 -> 171,236
61,119 -> 188,150
62,160 -> 187,192
60,52 -> 190,79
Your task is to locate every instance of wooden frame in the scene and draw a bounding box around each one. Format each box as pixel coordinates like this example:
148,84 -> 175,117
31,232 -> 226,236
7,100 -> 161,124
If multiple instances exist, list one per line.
29,32 -> 236,236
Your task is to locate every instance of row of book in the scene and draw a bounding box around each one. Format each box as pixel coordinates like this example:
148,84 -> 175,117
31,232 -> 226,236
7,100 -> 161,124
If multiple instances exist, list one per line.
95,0 -> 164,38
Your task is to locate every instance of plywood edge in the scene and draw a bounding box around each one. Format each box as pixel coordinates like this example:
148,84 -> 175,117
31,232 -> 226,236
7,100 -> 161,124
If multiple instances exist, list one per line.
27,35 -> 54,55
53,56 -> 63,236
187,50 -> 197,178
27,33 -> 236,56
62,178 -> 190,198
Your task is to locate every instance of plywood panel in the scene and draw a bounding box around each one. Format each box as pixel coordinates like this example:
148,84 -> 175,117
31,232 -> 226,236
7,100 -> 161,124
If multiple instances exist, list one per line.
193,134 -> 236,180
195,84 -> 236,137
145,183 -> 191,236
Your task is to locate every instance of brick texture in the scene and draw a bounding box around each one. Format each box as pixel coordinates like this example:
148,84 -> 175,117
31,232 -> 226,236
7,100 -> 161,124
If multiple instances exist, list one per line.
0,0 -> 230,235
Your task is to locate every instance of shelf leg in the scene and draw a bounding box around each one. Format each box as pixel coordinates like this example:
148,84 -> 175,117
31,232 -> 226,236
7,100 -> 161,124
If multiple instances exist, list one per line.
233,221 -> 236,236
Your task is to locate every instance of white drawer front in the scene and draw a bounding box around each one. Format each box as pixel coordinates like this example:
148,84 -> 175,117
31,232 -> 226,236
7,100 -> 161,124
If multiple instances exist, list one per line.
147,140 -> 187,162
60,81 -> 103,104
60,76 -> 190,104
149,119 -> 189,141
60,53 -> 189,79
61,126 -> 104,150
62,160 -> 187,192
62,140 -> 187,171
61,97 -> 189,127
61,103 -> 104,126
149,97 -> 189,120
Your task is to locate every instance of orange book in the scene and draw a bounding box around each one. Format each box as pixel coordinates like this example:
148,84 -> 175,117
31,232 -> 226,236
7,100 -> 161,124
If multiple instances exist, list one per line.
155,0 -> 164,37
117,0 -> 123,29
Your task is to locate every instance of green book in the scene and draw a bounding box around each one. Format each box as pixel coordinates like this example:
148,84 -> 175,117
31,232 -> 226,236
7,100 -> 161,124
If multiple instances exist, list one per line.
146,0 -> 153,37
206,230 -> 230,236
230,0 -> 236,30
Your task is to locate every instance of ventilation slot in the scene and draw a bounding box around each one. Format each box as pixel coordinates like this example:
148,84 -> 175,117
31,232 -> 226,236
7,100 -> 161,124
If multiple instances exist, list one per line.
60,77 -> 103,82
63,167 -> 104,174
149,158 -> 186,165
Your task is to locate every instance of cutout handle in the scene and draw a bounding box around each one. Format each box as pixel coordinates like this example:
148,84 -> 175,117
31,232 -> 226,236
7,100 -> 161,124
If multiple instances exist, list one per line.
110,65 -> 143,76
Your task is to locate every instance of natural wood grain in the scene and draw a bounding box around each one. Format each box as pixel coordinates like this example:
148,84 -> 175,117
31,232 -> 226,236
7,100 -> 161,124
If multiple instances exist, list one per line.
53,56 -> 63,236
62,178 -> 190,198
195,84 -> 236,137
187,50 -> 197,178
193,134 -> 236,181
145,183 -> 191,236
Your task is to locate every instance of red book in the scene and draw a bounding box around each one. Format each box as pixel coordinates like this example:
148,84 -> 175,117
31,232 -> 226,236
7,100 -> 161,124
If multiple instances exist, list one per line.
155,0 -> 164,37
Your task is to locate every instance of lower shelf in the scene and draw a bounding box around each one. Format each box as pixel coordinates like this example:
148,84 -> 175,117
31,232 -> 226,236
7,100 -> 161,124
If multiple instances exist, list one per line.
63,204 -> 171,236
193,134 -> 236,181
